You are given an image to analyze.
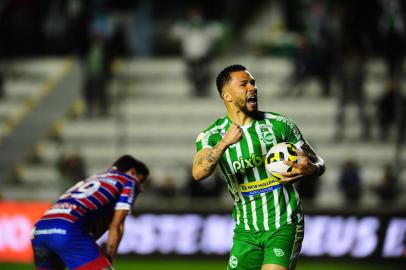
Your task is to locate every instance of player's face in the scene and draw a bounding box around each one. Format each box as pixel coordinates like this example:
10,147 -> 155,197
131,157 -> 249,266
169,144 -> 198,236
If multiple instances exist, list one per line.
127,169 -> 148,184
226,70 -> 258,114
136,173 -> 148,184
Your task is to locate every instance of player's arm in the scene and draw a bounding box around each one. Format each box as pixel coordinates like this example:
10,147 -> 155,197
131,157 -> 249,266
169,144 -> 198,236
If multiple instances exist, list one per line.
192,123 -> 242,181
105,209 -> 129,263
280,140 -> 325,183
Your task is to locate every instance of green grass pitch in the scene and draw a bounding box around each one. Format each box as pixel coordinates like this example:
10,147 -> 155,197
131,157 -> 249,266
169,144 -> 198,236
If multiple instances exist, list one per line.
0,258 -> 403,270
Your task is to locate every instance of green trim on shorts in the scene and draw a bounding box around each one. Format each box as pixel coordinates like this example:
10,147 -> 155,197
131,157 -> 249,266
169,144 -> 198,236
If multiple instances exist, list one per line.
227,220 -> 304,270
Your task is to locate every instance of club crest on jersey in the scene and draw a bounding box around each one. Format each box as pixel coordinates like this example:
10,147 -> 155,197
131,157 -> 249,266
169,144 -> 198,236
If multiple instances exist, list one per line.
273,248 -> 285,257
259,125 -> 274,144
229,255 -> 238,268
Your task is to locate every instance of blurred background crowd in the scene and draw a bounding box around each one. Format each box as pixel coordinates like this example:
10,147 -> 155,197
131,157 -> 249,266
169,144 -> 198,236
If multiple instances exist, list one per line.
0,0 -> 405,212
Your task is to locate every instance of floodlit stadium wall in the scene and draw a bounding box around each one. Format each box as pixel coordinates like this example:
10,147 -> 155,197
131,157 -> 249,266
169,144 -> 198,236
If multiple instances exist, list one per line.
97,213 -> 406,260
0,201 -> 405,263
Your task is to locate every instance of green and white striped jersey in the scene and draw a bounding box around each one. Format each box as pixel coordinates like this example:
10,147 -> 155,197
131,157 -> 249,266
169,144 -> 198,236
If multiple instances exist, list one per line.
195,112 -> 305,232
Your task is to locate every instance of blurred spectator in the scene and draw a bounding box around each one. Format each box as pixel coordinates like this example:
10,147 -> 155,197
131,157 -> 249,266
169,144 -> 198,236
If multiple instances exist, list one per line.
108,0 -> 138,56
82,20 -> 114,118
43,0 -> 68,54
66,0 -> 90,56
334,46 -> 371,141
373,164 -> 397,203
287,33 -> 330,97
133,0 -> 154,57
57,152 -> 87,192
287,0 -> 334,97
377,0 -> 405,78
171,4 -> 222,97
376,77 -> 406,142
338,159 -> 362,204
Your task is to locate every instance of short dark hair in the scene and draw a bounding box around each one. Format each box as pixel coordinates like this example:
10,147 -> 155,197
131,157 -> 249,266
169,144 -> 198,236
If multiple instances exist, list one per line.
216,64 -> 247,96
112,155 -> 149,177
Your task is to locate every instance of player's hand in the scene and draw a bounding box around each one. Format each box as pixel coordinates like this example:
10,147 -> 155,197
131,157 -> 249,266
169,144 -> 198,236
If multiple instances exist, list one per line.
279,149 -> 316,183
222,123 -> 243,146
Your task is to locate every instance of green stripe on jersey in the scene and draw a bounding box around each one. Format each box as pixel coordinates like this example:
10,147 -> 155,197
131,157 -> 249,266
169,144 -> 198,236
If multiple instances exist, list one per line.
195,112 -> 304,232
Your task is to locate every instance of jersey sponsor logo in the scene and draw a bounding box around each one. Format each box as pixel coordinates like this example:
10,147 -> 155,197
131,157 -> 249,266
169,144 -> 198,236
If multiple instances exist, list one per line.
273,248 -> 285,257
232,154 -> 266,172
50,202 -> 78,210
33,228 -> 66,235
44,208 -> 72,215
239,177 -> 281,196
229,255 -> 238,268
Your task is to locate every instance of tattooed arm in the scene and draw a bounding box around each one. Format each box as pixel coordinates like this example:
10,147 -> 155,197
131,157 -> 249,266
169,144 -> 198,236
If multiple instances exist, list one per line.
280,140 -> 326,183
300,141 -> 325,177
192,123 -> 242,181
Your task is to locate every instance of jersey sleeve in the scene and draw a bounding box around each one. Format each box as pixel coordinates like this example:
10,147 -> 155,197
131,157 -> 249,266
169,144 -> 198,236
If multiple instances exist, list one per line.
273,114 -> 305,148
115,179 -> 136,211
195,129 -> 220,151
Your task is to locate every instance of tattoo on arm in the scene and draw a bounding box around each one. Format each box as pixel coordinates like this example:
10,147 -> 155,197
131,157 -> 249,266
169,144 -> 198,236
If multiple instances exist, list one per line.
301,141 -> 326,176
196,143 -> 225,175
301,143 -> 318,163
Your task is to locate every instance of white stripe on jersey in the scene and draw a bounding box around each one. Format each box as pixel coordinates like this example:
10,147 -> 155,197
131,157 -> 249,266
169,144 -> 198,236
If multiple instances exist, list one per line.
254,122 -> 271,231
265,118 -> 281,229
283,186 -> 293,224
264,118 -> 277,143
242,128 -> 260,231
236,140 -> 251,231
273,189 -> 281,229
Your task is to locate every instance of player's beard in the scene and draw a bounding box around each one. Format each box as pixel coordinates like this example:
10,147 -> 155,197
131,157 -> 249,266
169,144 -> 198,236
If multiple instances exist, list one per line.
241,100 -> 259,118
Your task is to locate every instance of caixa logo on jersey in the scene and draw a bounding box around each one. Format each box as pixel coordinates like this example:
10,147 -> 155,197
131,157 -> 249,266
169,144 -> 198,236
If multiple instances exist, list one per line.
232,154 -> 266,172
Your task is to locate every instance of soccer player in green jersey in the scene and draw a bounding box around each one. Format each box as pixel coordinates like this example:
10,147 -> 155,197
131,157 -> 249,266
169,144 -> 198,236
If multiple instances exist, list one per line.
192,64 -> 325,270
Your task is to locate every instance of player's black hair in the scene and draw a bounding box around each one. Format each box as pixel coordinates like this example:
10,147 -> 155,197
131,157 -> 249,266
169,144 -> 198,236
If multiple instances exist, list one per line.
113,155 -> 149,177
216,64 -> 247,96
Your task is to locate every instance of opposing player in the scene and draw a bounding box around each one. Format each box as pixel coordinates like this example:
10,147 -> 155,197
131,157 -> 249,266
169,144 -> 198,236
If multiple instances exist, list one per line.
31,155 -> 149,270
193,65 -> 325,270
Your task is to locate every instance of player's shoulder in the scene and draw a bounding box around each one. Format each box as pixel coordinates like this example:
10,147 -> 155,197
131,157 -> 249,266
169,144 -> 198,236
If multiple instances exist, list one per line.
202,116 -> 228,133
196,116 -> 228,141
263,111 -> 290,122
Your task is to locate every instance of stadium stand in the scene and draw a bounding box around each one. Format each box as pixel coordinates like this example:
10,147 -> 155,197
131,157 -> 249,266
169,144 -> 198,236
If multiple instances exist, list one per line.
0,58 -> 81,199
1,57 -> 404,211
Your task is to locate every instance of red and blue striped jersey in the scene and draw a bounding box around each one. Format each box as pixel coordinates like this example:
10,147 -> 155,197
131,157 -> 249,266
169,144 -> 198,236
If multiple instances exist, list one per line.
39,169 -> 140,237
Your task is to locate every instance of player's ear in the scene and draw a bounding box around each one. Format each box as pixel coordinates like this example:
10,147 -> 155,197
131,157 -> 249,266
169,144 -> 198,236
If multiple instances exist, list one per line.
223,88 -> 232,102
126,168 -> 136,177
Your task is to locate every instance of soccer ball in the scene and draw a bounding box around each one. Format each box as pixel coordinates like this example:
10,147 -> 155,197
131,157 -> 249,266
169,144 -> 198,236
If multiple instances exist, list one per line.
264,142 -> 300,176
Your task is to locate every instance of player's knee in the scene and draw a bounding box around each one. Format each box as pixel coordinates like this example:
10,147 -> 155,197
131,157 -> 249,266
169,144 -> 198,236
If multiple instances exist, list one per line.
261,264 -> 288,270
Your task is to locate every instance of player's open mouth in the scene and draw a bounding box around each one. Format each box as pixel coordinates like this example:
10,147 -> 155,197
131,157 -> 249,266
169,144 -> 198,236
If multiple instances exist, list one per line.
247,95 -> 257,105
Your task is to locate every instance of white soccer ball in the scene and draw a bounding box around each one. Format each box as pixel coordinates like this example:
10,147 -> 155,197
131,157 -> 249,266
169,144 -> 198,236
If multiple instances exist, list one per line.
264,142 -> 300,176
